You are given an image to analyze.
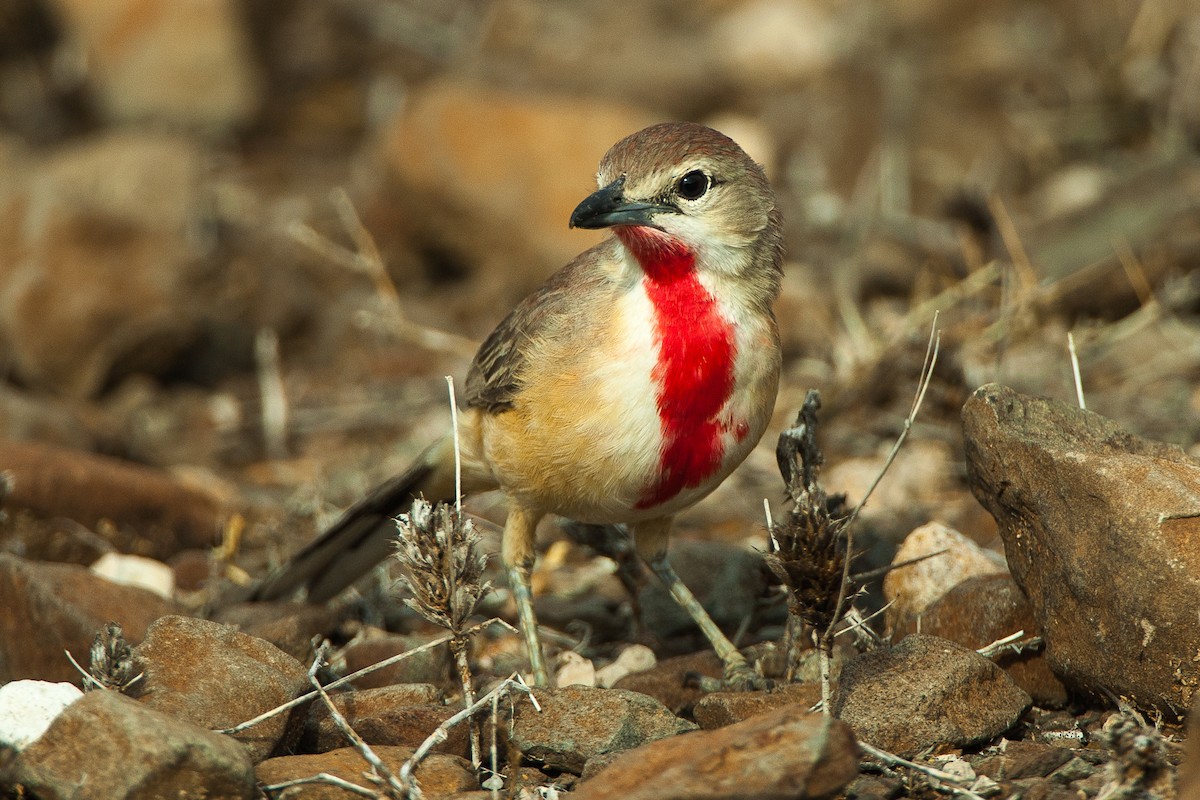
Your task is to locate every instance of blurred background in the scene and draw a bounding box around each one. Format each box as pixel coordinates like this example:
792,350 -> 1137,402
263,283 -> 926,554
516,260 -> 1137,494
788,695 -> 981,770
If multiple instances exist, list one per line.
0,0 -> 1198,575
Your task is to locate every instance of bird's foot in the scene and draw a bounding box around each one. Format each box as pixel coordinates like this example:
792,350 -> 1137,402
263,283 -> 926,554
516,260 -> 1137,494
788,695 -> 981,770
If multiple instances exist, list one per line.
692,658 -> 773,692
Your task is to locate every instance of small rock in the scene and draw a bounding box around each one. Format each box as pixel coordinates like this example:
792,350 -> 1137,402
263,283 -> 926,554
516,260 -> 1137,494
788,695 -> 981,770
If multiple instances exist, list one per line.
900,573 -> 1068,707
133,615 -> 309,762
90,552 -> 175,598
9,689 -> 255,798
571,705 -> 859,800
47,0 -> 260,130
612,650 -> 723,716
0,680 -> 82,750
692,683 -> 821,729
341,632 -> 453,689
964,383 -> 1200,716
256,746 -> 475,799
307,691 -> 468,759
595,644 -> 656,689
640,538 -> 767,655
882,521 -> 1006,632
555,651 -> 597,688
510,685 -> 696,774
0,553 -> 182,683
973,739 -> 1074,781
833,634 -> 1031,757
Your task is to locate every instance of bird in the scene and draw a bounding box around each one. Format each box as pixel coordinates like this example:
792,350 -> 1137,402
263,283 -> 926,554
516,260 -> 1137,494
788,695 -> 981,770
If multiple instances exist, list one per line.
254,122 -> 784,688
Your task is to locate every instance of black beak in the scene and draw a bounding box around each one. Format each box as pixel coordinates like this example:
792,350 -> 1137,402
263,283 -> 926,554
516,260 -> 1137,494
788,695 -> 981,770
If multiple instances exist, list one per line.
569,177 -> 672,230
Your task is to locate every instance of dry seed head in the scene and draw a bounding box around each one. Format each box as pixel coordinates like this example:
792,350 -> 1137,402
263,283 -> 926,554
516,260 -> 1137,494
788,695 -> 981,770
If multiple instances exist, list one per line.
393,497 -> 491,634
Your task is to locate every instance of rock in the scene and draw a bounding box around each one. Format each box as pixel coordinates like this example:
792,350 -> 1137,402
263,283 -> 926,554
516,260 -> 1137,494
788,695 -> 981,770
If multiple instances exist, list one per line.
963,383 -> 1200,717
133,615 -> 309,762
214,601 -> 344,663
307,693 -> 468,758
47,0 -> 260,130
898,573 -> 1068,707
640,538 -> 767,655
0,439 -> 226,557
509,685 -> 696,774
341,632 -> 453,689
612,650 -> 723,716
90,552 -> 175,598
0,680 -> 82,750
833,634 -> 1031,757
972,739 -> 1074,781
0,553 -> 182,683
882,521 -> 1007,633
8,689 -> 255,799
0,131 -> 214,397
571,705 -> 858,800
595,644 -> 656,689
372,80 -> 654,313
256,746 -> 475,799
692,683 -> 822,730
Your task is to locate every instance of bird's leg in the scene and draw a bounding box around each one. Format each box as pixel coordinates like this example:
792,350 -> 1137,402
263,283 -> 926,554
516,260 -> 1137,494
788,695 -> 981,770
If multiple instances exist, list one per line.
635,517 -> 767,691
502,506 -> 549,686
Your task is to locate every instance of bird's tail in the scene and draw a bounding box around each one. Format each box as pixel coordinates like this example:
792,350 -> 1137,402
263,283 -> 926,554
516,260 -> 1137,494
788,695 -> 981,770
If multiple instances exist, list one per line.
253,438 -> 456,603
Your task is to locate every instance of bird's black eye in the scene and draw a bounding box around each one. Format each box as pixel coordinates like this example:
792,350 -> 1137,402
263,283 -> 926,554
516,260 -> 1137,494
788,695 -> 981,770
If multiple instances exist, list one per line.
676,170 -> 710,201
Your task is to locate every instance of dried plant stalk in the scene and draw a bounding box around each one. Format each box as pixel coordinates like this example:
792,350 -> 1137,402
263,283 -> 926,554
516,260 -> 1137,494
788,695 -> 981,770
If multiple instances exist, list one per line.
394,497 -> 490,767
764,391 -> 848,694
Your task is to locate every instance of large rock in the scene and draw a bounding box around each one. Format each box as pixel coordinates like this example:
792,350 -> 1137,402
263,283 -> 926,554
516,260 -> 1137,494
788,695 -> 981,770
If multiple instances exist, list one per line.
133,615 -> 309,762
6,689 -> 256,799
571,705 -> 858,800
964,383 -> 1200,716
833,634 -> 1030,756
0,131 -> 213,397
0,553 -> 182,684
47,0 -> 260,130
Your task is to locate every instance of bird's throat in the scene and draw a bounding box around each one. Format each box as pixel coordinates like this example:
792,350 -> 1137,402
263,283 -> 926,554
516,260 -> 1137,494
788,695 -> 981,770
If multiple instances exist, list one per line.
616,227 -> 738,510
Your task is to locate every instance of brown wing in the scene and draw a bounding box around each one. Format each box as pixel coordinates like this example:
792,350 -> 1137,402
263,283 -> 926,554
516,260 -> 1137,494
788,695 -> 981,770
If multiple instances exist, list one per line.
464,243 -> 615,412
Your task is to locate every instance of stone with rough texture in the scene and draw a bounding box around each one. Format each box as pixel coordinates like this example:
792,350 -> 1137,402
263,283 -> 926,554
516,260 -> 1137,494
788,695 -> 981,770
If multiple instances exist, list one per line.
0,680 -> 82,750
882,521 -> 1006,633
964,383 -> 1200,717
256,746 -> 475,799
47,0 -> 260,129
340,633 -> 453,689
833,634 -> 1031,757
571,705 -> 858,800
7,689 -> 255,799
0,553 -> 182,684
510,685 -> 696,774
134,615 -> 309,762
897,573 -> 1068,707
0,131 -> 214,397
307,690 -> 468,757
692,682 -> 822,729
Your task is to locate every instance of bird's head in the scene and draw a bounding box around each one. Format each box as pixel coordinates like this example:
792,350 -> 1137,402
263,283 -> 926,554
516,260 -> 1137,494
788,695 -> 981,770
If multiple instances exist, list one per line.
569,122 -> 782,291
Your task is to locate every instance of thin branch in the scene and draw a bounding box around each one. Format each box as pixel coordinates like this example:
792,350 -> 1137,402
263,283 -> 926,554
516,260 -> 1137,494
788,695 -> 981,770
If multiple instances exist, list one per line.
976,630 -> 1044,659
859,740 -> 988,800
256,327 -> 289,460
261,773 -> 379,798
308,643 -> 407,797
1067,332 -> 1086,410
399,674 -> 539,796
